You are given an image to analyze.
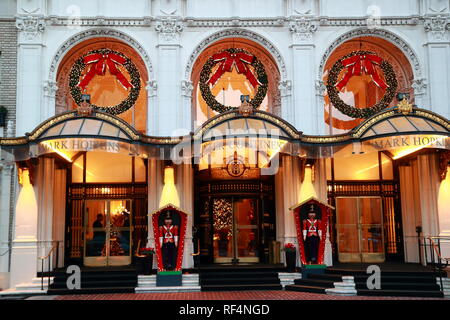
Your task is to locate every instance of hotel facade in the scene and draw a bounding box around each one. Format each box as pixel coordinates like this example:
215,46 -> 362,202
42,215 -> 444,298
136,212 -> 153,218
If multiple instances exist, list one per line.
0,0 -> 449,295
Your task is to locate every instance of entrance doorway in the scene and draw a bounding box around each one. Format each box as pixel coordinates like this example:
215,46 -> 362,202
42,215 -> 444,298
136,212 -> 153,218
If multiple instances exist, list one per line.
336,197 -> 385,263
212,198 -> 259,263
83,199 -> 132,266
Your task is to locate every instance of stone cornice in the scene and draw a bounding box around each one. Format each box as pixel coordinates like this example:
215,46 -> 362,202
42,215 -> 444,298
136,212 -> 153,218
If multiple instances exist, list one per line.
38,15 -> 441,28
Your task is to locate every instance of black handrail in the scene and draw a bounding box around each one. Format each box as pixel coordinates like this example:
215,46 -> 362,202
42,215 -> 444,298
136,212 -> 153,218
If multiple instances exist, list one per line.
423,236 -> 449,294
38,240 -> 61,291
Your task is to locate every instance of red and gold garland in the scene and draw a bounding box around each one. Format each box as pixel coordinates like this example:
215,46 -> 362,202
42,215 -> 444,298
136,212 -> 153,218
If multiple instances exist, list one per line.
199,48 -> 268,113
326,51 -> 397,119
69,49 -> 141,115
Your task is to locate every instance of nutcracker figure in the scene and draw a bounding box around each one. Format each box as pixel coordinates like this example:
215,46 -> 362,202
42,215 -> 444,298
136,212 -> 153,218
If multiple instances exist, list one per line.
302,205 -> 322,264
159,211 -> 179,270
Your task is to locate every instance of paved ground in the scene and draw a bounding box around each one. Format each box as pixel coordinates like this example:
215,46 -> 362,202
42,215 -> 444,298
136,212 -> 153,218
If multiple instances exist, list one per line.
29,291 -> 449,300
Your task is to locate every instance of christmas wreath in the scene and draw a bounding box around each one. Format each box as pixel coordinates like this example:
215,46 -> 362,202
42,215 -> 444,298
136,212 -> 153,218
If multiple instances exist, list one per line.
199,48 -> 268,113
326,50 -> 397,119
69,49 -> 141,115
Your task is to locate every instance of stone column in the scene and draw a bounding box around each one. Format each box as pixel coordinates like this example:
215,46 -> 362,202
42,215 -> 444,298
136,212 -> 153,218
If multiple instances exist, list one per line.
146,80 -> 158,136
276,156 -> 302,265
147,158 -> 163,269
417,154 -> 441,263
15,14 -> 46,136
43,81 -> 58,121
9,169 -> 38,288
36,157 -> 55,270
279,80 -> 293,124
315,80 -> 327,135
289,15 -> 318,134
154,16 -> 184,137
424,15 -> 450,119
180,80 -> 194,133
176,164 -> 194,269
0,164 -> 14,289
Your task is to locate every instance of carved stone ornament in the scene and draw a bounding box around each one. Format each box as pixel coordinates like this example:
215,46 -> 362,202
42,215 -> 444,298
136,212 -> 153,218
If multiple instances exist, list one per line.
424,15 -> 450,41
15,15 -> 46,41
289,16 -> 318,43
155,17 -> 184,43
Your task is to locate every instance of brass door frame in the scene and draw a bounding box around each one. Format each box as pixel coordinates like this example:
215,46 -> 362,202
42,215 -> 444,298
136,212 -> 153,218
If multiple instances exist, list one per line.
213,196 -> 260,264
83,199 -> 133,267
336,196 -> 385,263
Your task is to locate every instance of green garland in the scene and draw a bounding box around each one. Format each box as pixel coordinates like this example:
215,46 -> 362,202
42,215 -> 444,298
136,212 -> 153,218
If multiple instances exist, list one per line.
326,50 -> 397,119
199,48 -> 268,113
69,49 -> 141,115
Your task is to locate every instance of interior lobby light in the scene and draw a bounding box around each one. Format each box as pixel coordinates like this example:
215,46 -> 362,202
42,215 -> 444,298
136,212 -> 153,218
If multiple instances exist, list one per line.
159,165 -> 180,207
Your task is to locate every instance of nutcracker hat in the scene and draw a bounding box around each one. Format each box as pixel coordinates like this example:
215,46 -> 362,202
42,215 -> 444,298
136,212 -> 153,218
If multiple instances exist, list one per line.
163,210 -> 173,220
308,204 -> 316,214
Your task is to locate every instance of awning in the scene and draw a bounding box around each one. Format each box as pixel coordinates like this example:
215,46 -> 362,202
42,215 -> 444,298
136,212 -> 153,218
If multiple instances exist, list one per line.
1,106 -> 449,162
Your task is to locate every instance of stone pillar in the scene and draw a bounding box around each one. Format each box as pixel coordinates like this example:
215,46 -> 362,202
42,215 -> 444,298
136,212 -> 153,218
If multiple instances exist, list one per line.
146,80 -> 158,136
36,157 -> 55,270
424,15 -> 450,119
15,14 -> 46,136
9,169 -> 38,288
147,158 -> 163,269
315,80 -> 327,135
313,159 -> 333,266
289,16 -> 318,134
0,164 -> 14,289
176,164 -> 194,269
417,154 -> 441,263
52,168 -> 66,267
399,164 -> 422,263
180,80 -> 194,133
43,81 -> 58,121
276,156 -> 301,265
154,16 -> 184,137
279,80 -> 293,125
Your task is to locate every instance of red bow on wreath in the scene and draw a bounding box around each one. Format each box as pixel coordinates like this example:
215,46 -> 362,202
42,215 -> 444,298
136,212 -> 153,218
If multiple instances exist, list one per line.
77,53 -> 134,91
208,51 -> 260,88
335,54 -> 388,91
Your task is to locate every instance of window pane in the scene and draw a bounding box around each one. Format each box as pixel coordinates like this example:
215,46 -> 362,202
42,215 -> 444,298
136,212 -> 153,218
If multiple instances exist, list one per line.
86,152 -> 132,182
334,152 -> 379,180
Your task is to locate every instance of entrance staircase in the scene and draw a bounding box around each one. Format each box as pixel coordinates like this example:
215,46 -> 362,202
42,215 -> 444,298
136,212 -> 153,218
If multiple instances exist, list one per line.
198,265 -> 284,291
286,264 -> 446,298
47,267 -> 137,295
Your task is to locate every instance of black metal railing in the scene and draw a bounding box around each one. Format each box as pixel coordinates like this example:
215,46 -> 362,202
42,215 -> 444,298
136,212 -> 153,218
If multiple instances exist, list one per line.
421,236 -> 450,294
37,240 -> 61,291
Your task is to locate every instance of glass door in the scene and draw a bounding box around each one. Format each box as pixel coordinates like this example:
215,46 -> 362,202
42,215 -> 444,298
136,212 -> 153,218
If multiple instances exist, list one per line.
84,199 -> 132,267
212,197 -> 260,263
234,198 -> 259,263
336,197 -> 384,263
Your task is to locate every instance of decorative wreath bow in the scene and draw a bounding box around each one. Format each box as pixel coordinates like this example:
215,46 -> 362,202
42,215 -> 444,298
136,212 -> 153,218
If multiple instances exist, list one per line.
336,54 -> 388,91
208,51 -> 260,88
77,53 -> 134,90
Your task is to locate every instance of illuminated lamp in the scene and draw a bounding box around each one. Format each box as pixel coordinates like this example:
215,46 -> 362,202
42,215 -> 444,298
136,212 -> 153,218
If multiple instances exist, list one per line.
299,163 -> 317,201
159,165 -> 180,207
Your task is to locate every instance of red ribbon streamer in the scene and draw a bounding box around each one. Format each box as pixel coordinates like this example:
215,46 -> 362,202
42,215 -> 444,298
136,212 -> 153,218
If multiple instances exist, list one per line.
335,54 -> 388,91
207,51 -> 260,88
77,53 -> 134,90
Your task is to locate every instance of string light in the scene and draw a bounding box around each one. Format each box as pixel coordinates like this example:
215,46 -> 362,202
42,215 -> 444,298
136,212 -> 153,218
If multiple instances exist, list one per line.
326,50 -> 398,119
199,48 -> 268,113
69,48 -> 141,115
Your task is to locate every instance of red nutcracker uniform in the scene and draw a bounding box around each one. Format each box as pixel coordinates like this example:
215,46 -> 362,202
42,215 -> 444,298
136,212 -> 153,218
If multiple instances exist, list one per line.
302,210 -> 322,264
159,213 -> 178,270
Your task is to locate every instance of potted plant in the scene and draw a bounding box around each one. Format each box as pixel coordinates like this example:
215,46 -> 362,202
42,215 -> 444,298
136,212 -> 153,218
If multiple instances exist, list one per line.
136,247 -> 155,275
283,243 -> 297,272
0,106 -> 7,127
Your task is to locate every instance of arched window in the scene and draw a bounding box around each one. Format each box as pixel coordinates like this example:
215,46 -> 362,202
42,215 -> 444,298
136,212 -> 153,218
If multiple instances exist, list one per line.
55,38 -> 149,133
322,37 -> 414,134
191,38 -> 281,128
